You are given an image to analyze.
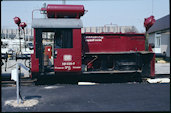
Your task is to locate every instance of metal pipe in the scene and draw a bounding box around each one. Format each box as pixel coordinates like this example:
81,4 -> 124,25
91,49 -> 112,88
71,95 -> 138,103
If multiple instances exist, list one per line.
16,64 -> 19,104
23,29 -> 26,51
87,56 -> 98,67
4,52 -> 8,71
18,27 -> 22,54
19,66 -> 24,103
32,9 -> 41,20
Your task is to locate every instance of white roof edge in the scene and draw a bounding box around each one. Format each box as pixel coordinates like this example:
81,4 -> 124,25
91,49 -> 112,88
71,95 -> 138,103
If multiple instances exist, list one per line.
32,18 -> 83,28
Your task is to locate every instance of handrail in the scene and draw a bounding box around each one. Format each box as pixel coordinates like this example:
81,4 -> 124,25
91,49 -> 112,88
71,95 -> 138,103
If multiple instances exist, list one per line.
32,9 -> 41,20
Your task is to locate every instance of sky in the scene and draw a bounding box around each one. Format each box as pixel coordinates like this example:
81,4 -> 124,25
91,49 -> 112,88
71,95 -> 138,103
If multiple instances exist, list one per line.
1,0 -> 170,32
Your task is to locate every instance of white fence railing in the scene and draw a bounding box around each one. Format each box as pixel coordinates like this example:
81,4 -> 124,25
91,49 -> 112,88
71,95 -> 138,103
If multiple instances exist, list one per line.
1,26 -> 139,39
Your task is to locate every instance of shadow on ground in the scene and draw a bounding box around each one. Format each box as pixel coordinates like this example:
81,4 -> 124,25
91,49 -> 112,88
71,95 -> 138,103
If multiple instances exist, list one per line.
24,96 -> 42,100
35,72 -> 142,85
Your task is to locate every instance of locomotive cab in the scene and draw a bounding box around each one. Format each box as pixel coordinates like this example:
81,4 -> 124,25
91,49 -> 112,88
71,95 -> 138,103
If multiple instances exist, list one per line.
31,5 -> 85,78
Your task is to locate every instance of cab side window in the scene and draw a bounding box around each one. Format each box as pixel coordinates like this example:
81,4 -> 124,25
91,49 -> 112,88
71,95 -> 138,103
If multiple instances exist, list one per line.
54,29 -> 73,48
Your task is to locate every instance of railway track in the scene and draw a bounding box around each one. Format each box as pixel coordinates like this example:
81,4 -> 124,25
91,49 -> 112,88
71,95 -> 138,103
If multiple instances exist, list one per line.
1,74 -> 170,87
1,78 -> 37,87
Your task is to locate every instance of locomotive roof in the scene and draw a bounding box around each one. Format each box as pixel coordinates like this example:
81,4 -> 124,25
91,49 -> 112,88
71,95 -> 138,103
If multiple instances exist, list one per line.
32,18 -> 83,28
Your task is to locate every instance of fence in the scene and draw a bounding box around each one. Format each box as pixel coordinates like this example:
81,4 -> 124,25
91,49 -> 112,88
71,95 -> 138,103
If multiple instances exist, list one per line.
1,26 -> 138,39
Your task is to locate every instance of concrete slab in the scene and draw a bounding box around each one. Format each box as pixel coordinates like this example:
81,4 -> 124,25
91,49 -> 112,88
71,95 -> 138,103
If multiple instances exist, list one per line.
155,63 -> 170,74
78,82 -> 98,85
147,78 -> 170,83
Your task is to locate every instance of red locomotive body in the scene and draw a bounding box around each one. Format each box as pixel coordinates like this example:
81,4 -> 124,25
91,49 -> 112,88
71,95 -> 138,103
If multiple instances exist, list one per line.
83,32 -> 145,53
31,4 -> 155,79
41,4 -> 85,18
82,32 -> 155,77
54,29 -> 82,72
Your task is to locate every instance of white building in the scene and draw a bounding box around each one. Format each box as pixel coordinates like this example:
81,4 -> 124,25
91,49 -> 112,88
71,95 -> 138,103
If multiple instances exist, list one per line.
147,14 -> 170,58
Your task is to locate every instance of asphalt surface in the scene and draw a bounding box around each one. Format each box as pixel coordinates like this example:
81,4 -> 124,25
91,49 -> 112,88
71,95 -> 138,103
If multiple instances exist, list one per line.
1,83 -> 170,112
1,61 -> 170,112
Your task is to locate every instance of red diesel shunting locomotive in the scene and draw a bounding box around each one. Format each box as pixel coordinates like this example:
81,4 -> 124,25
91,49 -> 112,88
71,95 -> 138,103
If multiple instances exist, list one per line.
31,4 -> 155,79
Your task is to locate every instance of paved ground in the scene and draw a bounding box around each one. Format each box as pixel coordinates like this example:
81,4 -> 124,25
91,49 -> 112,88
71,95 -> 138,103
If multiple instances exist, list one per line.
155,63 -> 170,74
1,83 -> 170,112
1,60 -> 170,112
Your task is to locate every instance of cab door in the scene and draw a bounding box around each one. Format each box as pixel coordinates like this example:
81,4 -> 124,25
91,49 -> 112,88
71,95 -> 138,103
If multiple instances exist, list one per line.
54,29 -> 82,72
